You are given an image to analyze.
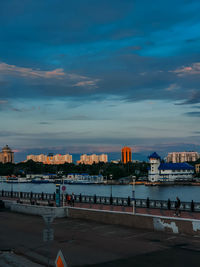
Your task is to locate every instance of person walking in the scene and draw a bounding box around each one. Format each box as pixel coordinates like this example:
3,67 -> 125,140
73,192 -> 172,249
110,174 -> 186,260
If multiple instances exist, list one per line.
67,194 -> 71,205
175,197 -> 181,216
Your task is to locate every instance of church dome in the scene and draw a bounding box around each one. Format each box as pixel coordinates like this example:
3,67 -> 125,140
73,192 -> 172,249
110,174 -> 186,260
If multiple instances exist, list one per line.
2,145 -> 12,152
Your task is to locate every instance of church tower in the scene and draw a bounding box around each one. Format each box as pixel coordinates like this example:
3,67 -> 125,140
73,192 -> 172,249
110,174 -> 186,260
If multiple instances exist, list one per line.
1,145 -> 14,163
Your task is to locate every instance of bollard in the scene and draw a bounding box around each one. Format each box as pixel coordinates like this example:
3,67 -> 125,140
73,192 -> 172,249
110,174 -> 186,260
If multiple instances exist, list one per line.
110,195 -> 113,205
167,199 -> 171,210
127,196 -> 130,206
41,192 -> 44,200
191,200 -> 194,212
94,194 -> 96,204
80,193 -> 82,203
146,197 -> 150,208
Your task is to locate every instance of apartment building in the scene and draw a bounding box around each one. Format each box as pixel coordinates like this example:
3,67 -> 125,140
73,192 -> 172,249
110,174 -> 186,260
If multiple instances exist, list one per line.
166,152 -> 199,163
27,153 -> 72,164
77,154 -> 108,165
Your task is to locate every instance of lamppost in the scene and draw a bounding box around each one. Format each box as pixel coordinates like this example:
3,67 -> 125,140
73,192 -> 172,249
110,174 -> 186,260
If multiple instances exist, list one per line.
131,175 -> 136,214
110,174 -> 113,197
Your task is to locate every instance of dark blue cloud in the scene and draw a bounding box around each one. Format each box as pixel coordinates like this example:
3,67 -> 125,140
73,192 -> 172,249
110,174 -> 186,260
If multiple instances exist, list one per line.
0,0 -> 200,105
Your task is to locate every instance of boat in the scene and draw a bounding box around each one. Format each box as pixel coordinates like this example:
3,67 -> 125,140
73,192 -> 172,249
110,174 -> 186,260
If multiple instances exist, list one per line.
63,179 -> 102,185
31,177 -> 50,184
6,177 -> 18,183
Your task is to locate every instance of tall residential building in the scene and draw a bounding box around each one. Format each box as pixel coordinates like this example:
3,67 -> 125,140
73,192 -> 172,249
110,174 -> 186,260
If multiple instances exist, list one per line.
26,153 -> 72,164
166,152 -> 199,163
77,154 -> 108,165
0,145 -> 14,163
121,147 -> 132,164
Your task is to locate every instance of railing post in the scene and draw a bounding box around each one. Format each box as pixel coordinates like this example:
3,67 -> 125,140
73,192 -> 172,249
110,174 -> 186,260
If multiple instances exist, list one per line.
167,199 -> 171,210
146,197 -> 150,208
110,195 -> 113,205
191,200 -> 194,212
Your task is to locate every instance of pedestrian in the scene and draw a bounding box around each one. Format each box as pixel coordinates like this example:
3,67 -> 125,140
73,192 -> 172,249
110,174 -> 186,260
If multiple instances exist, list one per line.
71,193 -> 75,207
175,196 -> 181,216
67,194 -> 71,205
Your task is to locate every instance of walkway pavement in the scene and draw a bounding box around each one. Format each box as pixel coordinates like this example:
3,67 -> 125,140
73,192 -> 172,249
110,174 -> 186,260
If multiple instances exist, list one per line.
1,211 -> 200,266
72,202 -> 200,220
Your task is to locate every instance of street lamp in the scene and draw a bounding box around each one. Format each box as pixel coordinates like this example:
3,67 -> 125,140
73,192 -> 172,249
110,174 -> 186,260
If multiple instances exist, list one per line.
131,175 -> 136,214
110,174 -> 113,197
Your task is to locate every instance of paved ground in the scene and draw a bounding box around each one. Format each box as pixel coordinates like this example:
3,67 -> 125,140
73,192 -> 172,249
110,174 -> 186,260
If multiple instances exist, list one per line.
1,211 -> 200,266
74,202 -> 200,220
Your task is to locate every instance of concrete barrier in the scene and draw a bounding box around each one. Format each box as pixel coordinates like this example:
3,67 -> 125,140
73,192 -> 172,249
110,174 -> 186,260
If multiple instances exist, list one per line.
4,200 -> 200,236
9,202 -> 69,218
68,208 -> 200,235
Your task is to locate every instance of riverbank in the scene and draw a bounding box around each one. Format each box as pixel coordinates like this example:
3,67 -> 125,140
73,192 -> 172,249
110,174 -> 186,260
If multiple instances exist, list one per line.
132,181 -> 200,186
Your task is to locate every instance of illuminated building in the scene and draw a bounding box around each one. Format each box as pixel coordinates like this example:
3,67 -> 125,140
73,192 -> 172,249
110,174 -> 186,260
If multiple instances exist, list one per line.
121,147 -> 132,164
167,152 -> 199,163
77,154 -> 108,165
27,153 -> 72,164
0,145 -> 14,163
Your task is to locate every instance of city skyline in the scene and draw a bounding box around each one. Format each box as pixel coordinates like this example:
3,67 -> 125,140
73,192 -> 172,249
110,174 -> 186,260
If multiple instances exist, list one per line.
0,1 -> 200,162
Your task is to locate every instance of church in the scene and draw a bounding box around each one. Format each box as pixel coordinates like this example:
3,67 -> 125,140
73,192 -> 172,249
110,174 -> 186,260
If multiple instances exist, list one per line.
0,145 -> 14,163
148,152 -> 194,182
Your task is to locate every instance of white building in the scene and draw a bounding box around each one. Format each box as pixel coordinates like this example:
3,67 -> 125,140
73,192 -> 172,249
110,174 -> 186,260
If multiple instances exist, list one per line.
26,153 -> 72,164
167,151 -> 199,163
66,173 -> 104,183
77,154 -> 108,165
148,152 -> 194,182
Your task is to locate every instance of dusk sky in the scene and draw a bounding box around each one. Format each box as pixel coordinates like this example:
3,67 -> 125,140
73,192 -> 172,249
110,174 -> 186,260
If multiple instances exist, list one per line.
0,0 -> 200,162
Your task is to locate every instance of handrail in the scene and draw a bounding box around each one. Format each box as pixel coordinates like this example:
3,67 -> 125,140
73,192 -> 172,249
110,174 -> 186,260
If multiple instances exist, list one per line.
0,190 -> 199,212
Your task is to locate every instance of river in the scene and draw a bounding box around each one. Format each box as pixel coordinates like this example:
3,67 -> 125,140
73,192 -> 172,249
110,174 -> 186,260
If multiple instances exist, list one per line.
1,182 -> 200,202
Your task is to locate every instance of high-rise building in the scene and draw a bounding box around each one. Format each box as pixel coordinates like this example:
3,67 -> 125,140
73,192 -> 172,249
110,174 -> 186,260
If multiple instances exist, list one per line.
26,153 -> 72,164
166,152 -> 199,163
77,154 -> 108,165
121,147 -> 132,164
0,145 -> 14,163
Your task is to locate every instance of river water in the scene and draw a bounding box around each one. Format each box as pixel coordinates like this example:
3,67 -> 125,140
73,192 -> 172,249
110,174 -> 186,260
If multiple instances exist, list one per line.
1,182 -> 200,202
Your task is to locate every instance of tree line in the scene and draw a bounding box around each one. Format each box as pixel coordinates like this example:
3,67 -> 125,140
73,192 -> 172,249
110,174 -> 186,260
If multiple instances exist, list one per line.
0,160 -> 149,180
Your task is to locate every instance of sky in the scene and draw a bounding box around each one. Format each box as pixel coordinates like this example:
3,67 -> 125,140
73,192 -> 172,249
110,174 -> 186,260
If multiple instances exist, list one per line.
0,0 -> 200,162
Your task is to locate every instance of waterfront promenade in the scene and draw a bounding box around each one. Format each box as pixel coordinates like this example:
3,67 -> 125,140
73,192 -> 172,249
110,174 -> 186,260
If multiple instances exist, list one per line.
1,211 -> 200,266
1,193 -> 200,220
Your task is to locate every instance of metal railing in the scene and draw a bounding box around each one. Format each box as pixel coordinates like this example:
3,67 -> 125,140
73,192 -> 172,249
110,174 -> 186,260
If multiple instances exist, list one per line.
0,190 -> 199,212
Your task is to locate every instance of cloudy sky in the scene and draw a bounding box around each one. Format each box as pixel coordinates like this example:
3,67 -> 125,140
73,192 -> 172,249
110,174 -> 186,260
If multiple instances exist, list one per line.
0,0 -> 200,162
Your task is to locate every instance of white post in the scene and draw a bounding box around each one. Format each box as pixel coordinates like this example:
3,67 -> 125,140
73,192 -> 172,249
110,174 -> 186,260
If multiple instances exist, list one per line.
110,174 -> 113,197
62,177 -> 64,207
132,176 -> 136,214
